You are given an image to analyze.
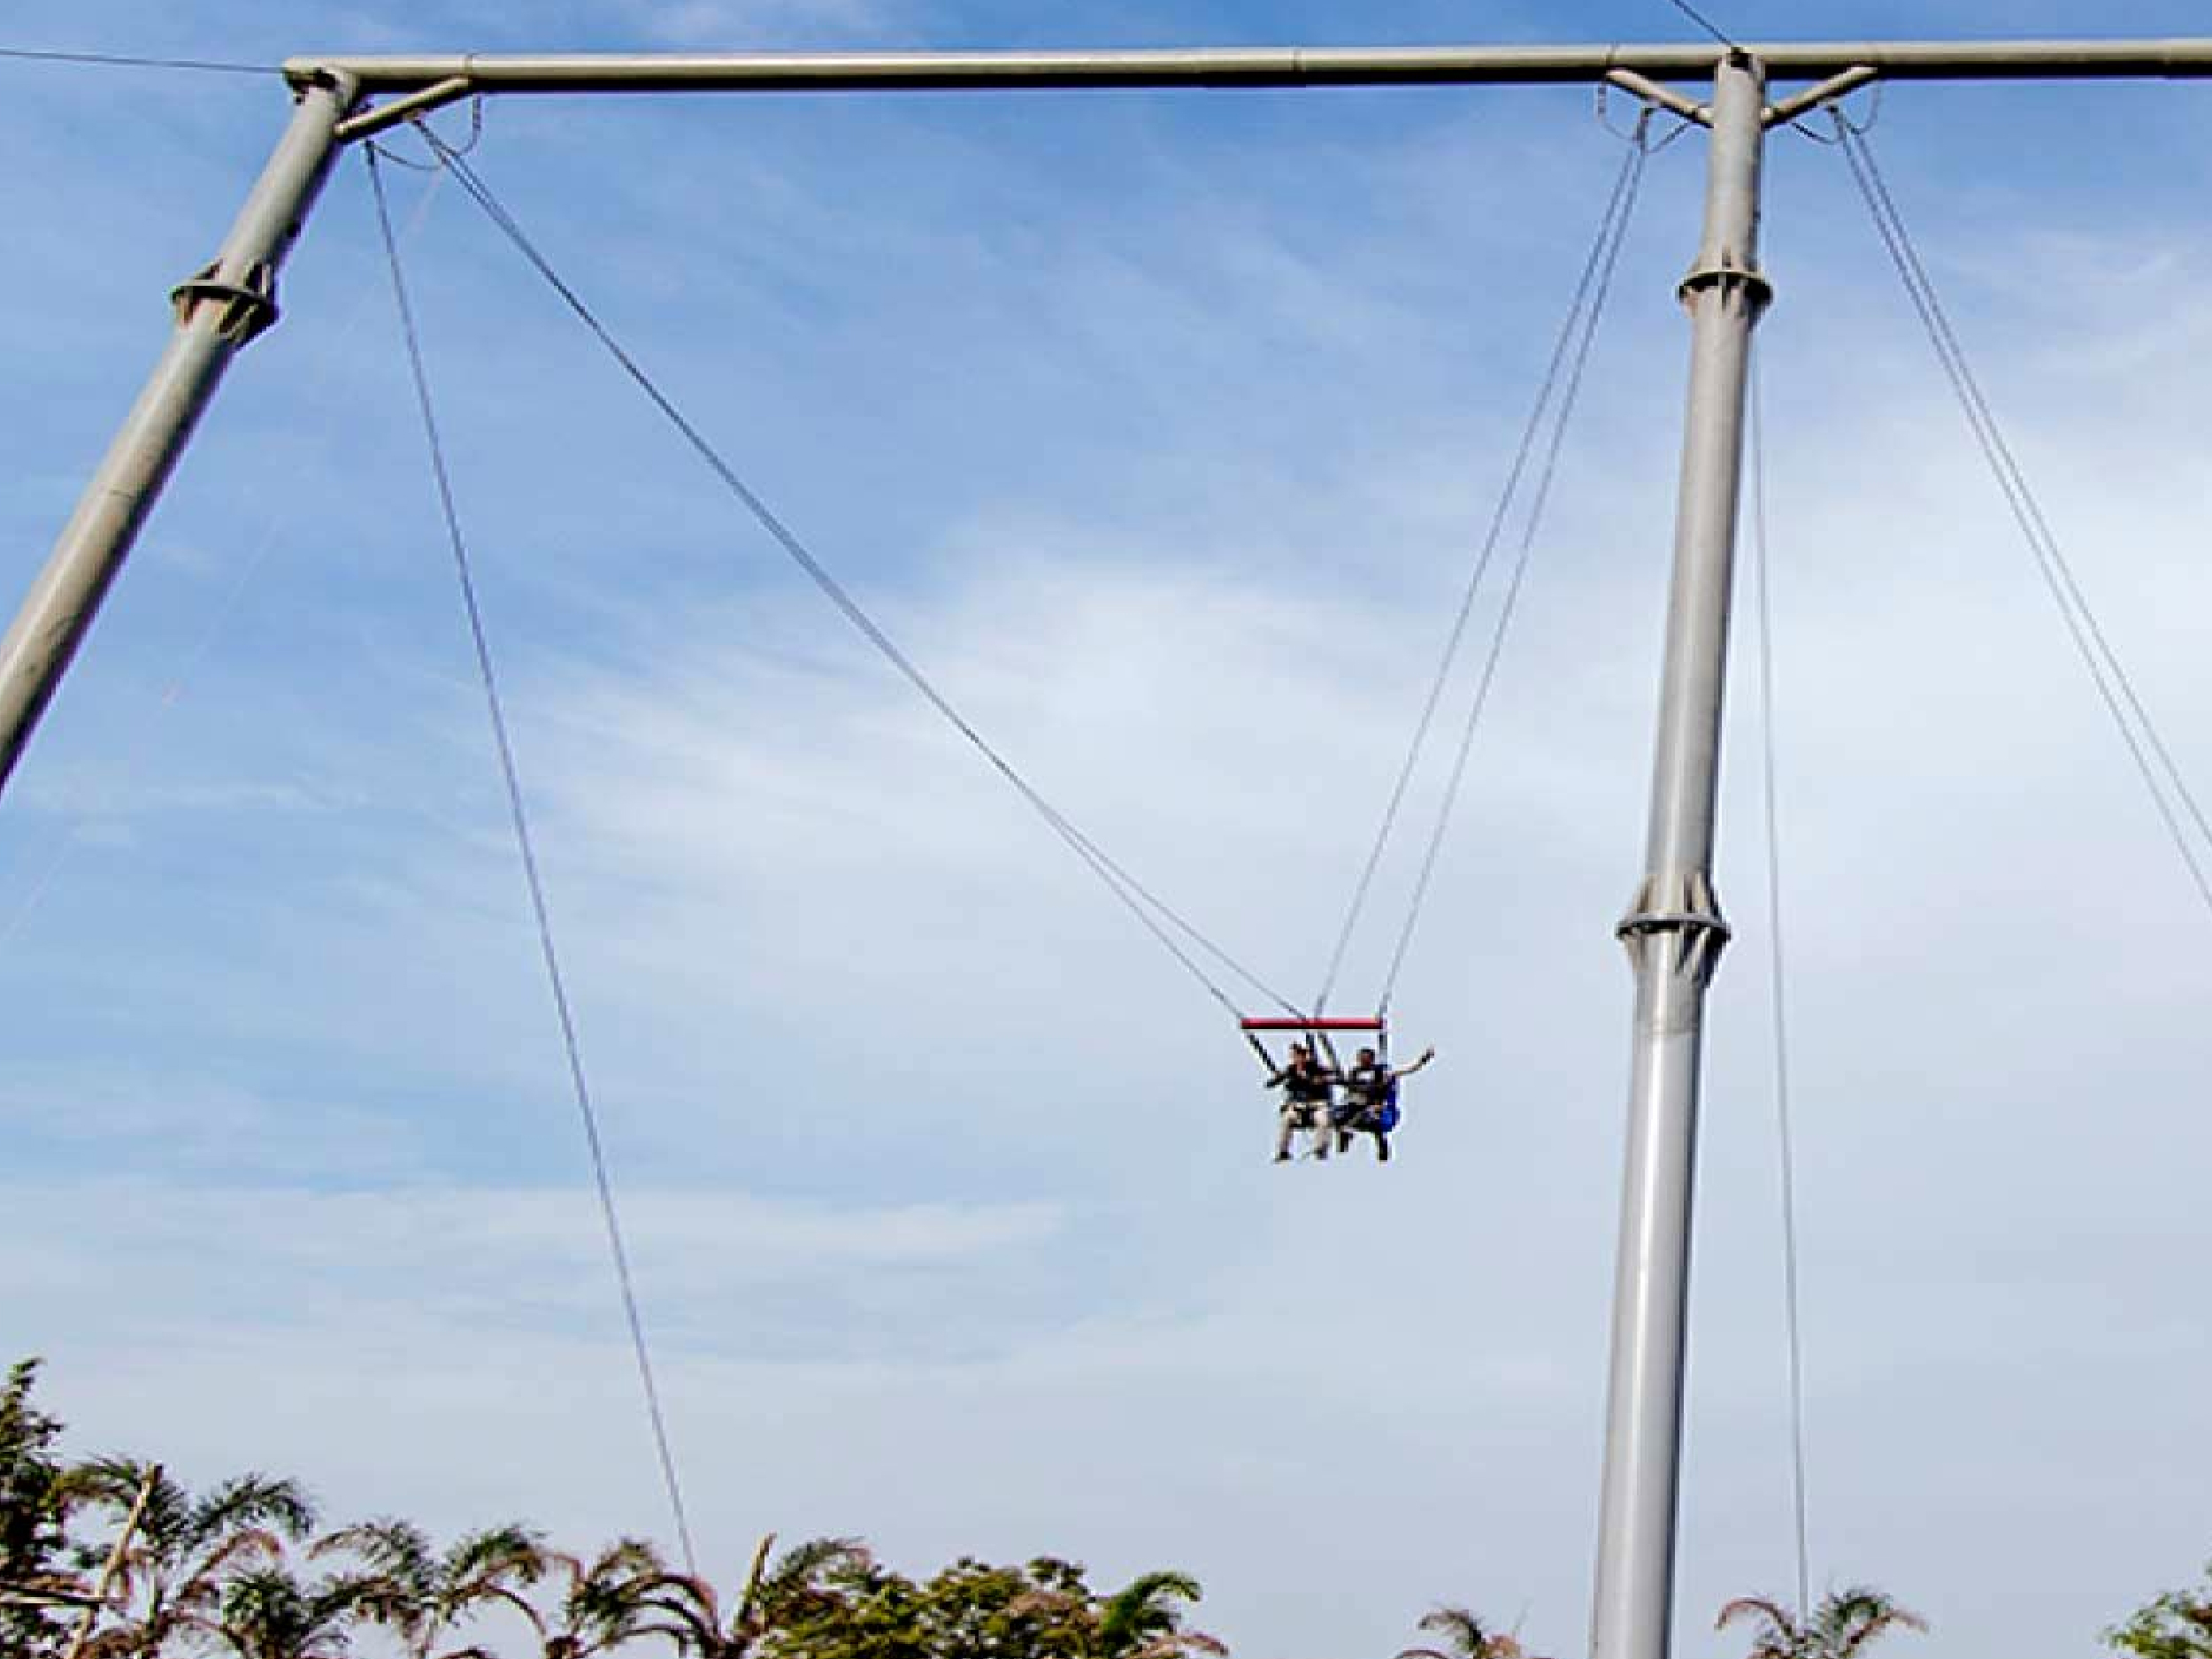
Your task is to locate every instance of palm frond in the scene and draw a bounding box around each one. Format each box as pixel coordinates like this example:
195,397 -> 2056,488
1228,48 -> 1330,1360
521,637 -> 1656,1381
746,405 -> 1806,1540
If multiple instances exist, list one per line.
1716,1597 -> 1797,1633
315,1518 -> 433,1581
192,1474 -> 318,1547
764,1536 -> 869,1598
443,1522 -> 549,1612
190,1527 -> 286,1585
1823,1586 -> 1927,1657
1415,1606 -> 1495,1659
634,1574 -> 720,1645
1100,1570 -> 1206,1655
73,1458 -> 183,1543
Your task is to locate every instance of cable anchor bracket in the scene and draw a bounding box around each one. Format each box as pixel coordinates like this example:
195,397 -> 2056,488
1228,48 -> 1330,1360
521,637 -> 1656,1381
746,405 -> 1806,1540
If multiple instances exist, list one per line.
170,260 -> 280,346
1617,872 -> 1732,986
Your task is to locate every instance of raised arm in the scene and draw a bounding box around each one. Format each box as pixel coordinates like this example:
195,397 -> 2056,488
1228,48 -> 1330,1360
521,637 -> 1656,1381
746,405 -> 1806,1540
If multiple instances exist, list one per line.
1391,1046 -> 1438,1080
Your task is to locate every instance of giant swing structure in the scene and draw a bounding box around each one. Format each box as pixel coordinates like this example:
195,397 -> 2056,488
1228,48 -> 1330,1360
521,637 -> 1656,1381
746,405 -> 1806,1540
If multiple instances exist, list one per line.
4,31 -> 2211,1659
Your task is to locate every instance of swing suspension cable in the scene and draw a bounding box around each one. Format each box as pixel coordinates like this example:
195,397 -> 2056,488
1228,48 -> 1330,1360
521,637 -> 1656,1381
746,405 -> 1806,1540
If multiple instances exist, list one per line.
365,146 -> 701,1576
1748,348 -> 1813,1622
1301,117 -> 1655,1022
1833,114 -> 2212,918
1312,122 -> 1653,1018
1375,118 -> 1650,1016
414,126 -> 1302,1022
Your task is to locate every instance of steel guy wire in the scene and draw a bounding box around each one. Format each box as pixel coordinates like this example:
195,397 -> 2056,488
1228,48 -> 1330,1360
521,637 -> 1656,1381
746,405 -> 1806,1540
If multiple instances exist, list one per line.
1834,114 -> 2212,918
1843,123 -> 2209,850
1662,0 -> 1741,51
0,43 -> 281,76
366,143 -> 702,1577
1844,119 -> 2212,862
1311,121 -> 1649,1018
1375,121 -> 1648,1013
1749,345 -> 1813,1624
416,125 -> 1304,1021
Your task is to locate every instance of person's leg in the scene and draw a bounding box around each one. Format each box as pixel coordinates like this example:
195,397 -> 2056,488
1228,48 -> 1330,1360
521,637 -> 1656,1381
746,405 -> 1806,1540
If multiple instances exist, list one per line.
1274,1105 -> 1296,1162
1310,1103 -> 1332,1159
1373,1129 -> 1392,1163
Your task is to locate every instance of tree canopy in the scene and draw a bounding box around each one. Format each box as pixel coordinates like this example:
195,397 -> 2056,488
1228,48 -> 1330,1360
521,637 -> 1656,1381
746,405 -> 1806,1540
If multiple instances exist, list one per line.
0,1354 -> 1981,1659
2108,1562 -> 2212,1659
1,1358 -> 77,1657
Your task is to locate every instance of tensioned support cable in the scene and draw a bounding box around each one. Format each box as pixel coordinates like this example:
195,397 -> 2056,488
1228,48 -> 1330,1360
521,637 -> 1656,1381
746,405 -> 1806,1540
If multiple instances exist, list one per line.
415,126 -> 1303,1022
365,146 -> 701,1575
0,42 -> 281,76
1375,115 -> 1651,1015
1663,0 -> 1741,53
1833,114 -> 2212,918
1748,348 -> 1813,1622
1313,121 -> 1653,1017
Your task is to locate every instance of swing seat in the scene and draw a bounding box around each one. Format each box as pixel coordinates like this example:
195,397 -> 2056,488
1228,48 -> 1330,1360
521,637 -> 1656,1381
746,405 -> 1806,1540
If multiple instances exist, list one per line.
1332,1097 -> 1401,1133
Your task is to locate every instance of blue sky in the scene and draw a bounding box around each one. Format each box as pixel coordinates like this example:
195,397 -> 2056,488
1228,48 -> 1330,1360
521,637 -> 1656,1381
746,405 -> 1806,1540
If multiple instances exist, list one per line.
4,3 -> 2212,1656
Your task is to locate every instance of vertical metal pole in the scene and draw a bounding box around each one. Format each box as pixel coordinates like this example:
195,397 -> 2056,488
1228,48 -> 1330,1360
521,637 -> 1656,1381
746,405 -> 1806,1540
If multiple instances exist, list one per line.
1590,51 -> 1769,1659
0,70 -> 357,799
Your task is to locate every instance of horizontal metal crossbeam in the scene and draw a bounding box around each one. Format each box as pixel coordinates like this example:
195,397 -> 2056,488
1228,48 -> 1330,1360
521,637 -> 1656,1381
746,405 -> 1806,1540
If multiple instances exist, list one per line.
285,38 -> 2212,96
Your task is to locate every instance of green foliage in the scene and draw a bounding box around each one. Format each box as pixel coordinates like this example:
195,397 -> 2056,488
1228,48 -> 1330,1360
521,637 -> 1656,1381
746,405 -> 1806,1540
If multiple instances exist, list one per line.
1,1358 -> 80,1659
19,1353 -> 1956,1659
1398,1606 -> 1521,1659
2107,1562 -> 2212,1659
1716,1588 -> 1927,1659
1095,1569 -> 1216,1658
317,1517 -> 547,1658
744,1553 -> 1221,1659
196,1563 -> 376,1659
76,1457 -> 320,1656
518,1539 -> 673,1657
641,1532 -> 872,1656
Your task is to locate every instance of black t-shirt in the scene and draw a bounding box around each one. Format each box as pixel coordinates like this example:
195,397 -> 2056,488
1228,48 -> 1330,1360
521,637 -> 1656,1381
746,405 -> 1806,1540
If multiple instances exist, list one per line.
1345,1062 -> 1394,1106
1280,1062 -> 1333,1102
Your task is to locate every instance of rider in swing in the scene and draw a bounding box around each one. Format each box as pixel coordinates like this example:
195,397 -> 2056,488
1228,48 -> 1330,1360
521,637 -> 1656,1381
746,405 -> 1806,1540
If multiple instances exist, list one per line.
1333,1044 -> 1437,1162
1265,1041 -> 1340,1163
